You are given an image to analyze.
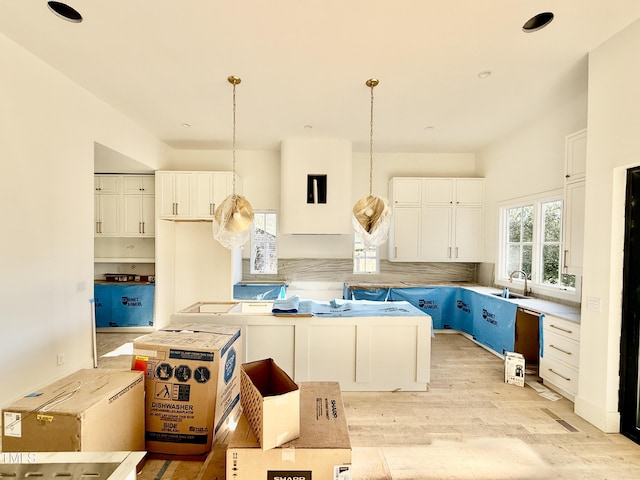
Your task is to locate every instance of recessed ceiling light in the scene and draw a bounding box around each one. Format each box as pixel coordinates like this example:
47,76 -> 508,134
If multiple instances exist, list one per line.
523,12 -> 554,32
47,1 -> 83,23
477,70 -> 492,79
181,122 -> 191,128
424,126 -> 435,131
304,125 -> 313,130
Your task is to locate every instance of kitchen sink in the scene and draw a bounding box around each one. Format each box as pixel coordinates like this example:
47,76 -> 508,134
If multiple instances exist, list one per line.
492,292 -> 528,300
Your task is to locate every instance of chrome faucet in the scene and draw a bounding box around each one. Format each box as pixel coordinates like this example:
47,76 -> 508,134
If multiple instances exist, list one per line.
509,270 -> 530,296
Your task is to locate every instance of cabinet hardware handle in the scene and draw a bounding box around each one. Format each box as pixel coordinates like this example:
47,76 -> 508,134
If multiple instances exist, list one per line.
550,324 -> 573,335
550,344 -> 572,356
142,222 -> 145,234
448,247 -> 451,258
563,249 -> 568,270
139,222 -> 143,234
210,203 -> 214,216
455,247 -> 459,258
548,368 -> 571,382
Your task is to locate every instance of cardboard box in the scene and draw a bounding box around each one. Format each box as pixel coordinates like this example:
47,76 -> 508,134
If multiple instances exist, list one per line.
240,358 -> 300,450
2,369 -> 144,452
132,323 -> 242,456
505,351 -> 525,387
227,381 -> 352,480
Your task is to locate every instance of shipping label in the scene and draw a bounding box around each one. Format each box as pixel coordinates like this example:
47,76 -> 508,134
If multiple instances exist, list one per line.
3,412 -> 21,438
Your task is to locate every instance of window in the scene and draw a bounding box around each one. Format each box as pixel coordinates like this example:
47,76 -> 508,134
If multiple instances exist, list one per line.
250,211 -> 277,274
498,192 -> 576,297
353,235 -> 379,273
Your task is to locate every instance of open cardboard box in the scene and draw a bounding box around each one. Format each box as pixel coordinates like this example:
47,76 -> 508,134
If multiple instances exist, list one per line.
240,358 -> 300,450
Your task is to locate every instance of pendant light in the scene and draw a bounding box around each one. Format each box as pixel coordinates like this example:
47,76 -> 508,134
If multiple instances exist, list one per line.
212,76 -> 254,249
352,78 -> 391,247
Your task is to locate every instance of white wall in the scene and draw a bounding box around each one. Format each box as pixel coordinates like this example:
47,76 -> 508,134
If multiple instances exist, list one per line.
0,33 -> 170,407
574,18 -> 640,432
477,92 -> 588,264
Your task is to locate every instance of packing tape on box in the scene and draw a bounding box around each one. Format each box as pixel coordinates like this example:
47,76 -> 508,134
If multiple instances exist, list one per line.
281,446 -> 296,462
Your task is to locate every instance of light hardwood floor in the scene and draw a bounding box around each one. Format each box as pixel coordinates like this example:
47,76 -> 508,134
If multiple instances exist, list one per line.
97,331 -> 640,479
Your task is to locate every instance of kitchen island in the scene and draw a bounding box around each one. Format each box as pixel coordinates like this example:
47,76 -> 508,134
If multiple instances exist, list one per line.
170,300 -> 432,392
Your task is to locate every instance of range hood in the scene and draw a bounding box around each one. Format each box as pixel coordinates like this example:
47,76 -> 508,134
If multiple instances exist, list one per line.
280,138 -> 352,234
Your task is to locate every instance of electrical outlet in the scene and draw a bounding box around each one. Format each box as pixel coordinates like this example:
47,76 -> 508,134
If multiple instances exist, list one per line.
56,353 -> 65,366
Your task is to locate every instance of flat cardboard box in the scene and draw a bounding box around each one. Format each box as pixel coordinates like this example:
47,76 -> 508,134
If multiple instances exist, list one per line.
2,369 -> 144,452
240,358 -> 300,450
505,351 -> 526,387
227,381 -> 352,480
132,323 -> 242,456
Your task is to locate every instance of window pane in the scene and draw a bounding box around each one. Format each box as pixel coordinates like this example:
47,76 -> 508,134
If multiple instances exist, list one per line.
522,206 -> 534,242
353,234 -> 378,273
251,212 -> 277,274
508,208 -> 522,242
561,273 -> 576,289
522,245 -> 532,275
542,244 -> 560,284
543,200 -> 562,242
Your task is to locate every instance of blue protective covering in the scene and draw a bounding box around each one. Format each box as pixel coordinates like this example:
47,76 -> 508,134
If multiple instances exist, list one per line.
233,283 -> 287,300
388,287 -> 458,329
94,283 -> 155,327
272,295 -> 301,314
461,290 -> 518,354
349,287 -> 390,301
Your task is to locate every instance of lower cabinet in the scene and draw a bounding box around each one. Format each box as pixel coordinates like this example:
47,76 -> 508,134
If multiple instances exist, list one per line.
540,315 -> 580,400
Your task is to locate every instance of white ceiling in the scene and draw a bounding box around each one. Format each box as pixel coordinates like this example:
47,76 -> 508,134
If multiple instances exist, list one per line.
2,1 -> 640,153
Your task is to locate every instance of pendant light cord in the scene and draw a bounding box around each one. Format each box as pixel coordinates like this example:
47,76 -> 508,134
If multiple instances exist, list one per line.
231,80 -> 237,196
369,82 -> 374,197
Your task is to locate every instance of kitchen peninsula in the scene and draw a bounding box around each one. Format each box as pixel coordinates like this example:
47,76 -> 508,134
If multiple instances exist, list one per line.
170,299 -> 432,392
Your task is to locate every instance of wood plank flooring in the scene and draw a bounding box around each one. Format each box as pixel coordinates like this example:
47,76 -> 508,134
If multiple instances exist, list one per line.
94,331 -> 640,479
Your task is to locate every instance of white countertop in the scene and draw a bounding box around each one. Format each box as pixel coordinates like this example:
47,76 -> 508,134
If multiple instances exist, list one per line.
465,286 -> 581,323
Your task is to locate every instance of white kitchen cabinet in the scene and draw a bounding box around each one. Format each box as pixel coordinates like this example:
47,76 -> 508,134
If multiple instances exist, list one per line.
389,177 -> 484,262
123,194 -> 155,237
540,315 -> 580,401
193,172 -> 234,219
562,129 -> 587,275
157,171 -> 193,218
94,175 -> 120,194
94,193 -> 120,236
122,175 -> 155,195
565,128 -> 587,183
563,180 -> 585,275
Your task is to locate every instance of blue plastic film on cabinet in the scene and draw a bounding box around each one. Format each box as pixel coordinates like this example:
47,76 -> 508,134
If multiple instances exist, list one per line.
94,283 -> 155,327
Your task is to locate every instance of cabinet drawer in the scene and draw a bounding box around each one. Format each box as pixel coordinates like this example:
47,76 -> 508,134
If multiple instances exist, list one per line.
542,330 -> 580,368
543,316 -> 580,342
540,356 -> 579,396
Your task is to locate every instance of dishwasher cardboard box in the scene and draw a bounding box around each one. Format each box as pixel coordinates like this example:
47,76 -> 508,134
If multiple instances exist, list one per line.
132,323 -> 242,456
2,369 -> 144,452
227,381 -> 352,480
240,358 -> 300,450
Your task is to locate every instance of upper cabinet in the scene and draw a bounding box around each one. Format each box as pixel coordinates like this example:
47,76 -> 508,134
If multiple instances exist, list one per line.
389,177 -> 484,262
563,129 -> 587,275
157,171 -> 238,221
564,128 -> 587,183
94,174 -> 155,238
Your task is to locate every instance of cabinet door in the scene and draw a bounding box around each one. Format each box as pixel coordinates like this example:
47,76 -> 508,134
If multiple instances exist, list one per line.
454,206 -> 483,261
194,173 -> 215,218
455,178 -> 484,205
420,206 -> 453,260
157,172 -> 192,218
95,194 -> 120,236
123,195 -> 144,235
391,178 -> 422,206
424,178 -> 453,205
213,172 -> 233,206
95,175 -> 120,194
142,195 -> 155,236
563,181 -> 585,275
123,175 -> 155,194
565,129 -> 587,182
389,207 -> 421,261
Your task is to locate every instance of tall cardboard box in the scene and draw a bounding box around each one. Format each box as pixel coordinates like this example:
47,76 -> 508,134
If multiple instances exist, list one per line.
132,324 -> 242,456
2,369 -> 144,452
227,382 -> 352,480
240,358 -> 300,450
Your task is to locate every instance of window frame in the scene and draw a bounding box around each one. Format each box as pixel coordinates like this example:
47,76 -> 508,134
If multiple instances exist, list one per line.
250,210 -> 278,275
353,234 -> 380,274
496,189 -> 580,302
